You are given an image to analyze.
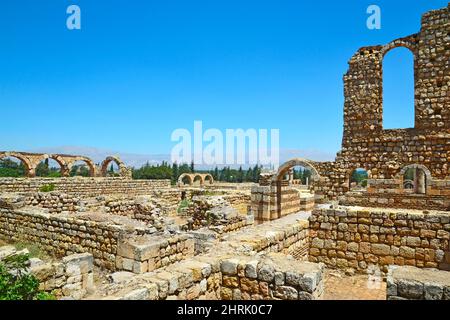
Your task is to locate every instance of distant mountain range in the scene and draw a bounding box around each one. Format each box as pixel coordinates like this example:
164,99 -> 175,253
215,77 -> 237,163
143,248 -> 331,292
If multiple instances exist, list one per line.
27,146 -> 336,169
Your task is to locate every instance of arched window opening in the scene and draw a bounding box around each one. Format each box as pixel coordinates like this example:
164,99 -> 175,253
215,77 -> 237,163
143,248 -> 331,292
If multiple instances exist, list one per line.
383,47 -> 415,129
181,175 -> 192,186
36,158 -> 62,177
282,165 -> 313,188
70,160 -> 93,177
193,175 -> 203,186
349,168 -> 369,191
204,175 -> 214,185
105,162 -> 120,177
403,167 -> 427,194
0,156 -> 27,177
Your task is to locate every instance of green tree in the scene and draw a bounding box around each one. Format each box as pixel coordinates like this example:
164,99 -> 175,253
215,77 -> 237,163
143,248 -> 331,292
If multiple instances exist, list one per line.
172,162 -> 179,184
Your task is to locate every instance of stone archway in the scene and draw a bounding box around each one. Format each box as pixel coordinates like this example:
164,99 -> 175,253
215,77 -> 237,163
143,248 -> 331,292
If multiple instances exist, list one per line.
67,157 -> 97,177
397,164 -> 432,195
0,152 -> 34,177
204,174 -> 214,185
100,156 -> 127,177
268,158 -> 321,220
273,158 -> 321,184
193,174 -> 204,186
35,154 -> 70,177
178,173 -> 194,186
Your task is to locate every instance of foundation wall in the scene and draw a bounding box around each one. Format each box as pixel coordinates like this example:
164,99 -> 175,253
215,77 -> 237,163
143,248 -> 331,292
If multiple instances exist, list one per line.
309,207 -> 450,273
0,177 -> 171,197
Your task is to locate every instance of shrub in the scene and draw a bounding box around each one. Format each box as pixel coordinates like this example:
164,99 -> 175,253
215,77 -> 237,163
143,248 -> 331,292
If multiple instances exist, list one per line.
177,199 -> 191,213
14,242 -> 50,261
0,253 -> 56,300
39,184 -> 55,192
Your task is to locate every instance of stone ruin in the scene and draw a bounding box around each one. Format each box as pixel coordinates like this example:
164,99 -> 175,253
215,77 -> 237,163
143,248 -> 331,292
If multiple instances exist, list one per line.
0,151 -> 132,178
251,3 -> 449,222
0,4 -> 449,301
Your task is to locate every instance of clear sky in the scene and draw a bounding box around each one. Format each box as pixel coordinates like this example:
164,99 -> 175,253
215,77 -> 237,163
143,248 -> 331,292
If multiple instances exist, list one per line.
0,0 -> 447,158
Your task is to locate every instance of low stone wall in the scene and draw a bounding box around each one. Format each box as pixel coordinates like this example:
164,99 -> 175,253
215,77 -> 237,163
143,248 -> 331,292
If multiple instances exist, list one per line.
229,216 -> 310,259
309,206 -> 450,273
209,217 -> 253,234
24,192 -> 81,213
96,253 -> 323,300
387,266 -> 450,300
34,253 -> 95,299
116,234 -> 195,274
220,254 -> 324,300
98,256 -> 222,300
0,177 -> 171,197
0,194 -> 152,270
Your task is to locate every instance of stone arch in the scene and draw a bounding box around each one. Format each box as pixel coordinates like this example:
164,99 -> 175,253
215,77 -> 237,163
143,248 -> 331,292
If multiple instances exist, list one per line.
67,157 -> 96,177
397,164 -> 432,195
193,174 -> 204,186
0,152 -> 33,177
36,154 -> 69,177
100,156 -> 126,177
380,38 -> 418,58
396,164 -> 432,181
178,173 -> 193,186
204,174 -> 214,185
273,158 -> 321,183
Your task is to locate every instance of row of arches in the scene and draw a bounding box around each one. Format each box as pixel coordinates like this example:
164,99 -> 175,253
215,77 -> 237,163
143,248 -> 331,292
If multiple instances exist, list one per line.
272,158 -> 432,195
178,173 -> 214,187
0,152 -> 128,178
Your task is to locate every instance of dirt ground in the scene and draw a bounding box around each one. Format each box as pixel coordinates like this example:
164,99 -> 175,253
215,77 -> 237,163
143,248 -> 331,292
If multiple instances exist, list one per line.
323,269 -> 386,300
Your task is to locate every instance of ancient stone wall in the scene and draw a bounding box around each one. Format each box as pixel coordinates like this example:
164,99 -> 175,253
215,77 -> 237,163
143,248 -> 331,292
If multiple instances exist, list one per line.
387,266 -> 450,300
0,199 -> 124,270
24,192 -> 82,213
0,177 -> 171,197
220,254 -> 324,300
309,207 -> 450,273
95,251 -> 323,300
116,234 -> 195,274
0,196 -> 196,273
340,177 -> 450,211
34,253 -> 95,299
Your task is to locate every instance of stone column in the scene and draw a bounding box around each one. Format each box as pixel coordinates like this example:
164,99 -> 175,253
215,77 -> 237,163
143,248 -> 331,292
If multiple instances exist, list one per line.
416,169 -> 426,194
288,169 -> 294,185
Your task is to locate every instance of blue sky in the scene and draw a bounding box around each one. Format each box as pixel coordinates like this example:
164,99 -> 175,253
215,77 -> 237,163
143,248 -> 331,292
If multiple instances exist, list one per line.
0,0 -> 447,160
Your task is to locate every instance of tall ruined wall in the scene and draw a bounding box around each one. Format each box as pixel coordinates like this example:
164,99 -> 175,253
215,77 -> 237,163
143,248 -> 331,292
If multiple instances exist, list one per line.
340,4 -> 449,180
273,4 -> 450,203
0,177 -> 171,197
